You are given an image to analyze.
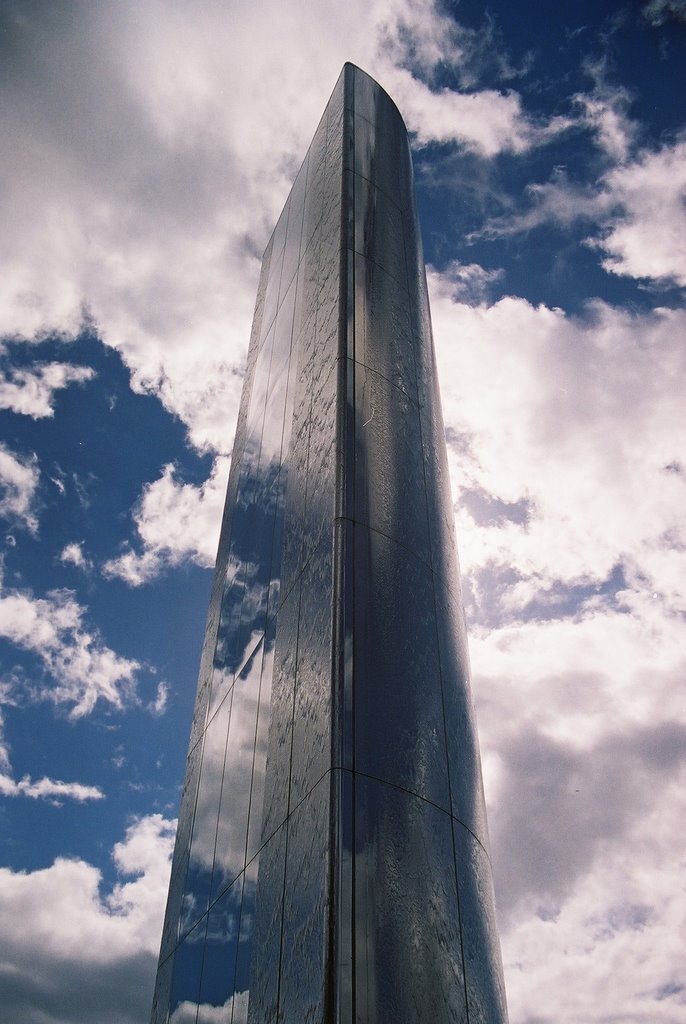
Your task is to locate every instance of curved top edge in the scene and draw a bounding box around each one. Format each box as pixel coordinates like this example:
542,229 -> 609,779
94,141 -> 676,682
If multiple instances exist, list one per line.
341,61 -> 408,132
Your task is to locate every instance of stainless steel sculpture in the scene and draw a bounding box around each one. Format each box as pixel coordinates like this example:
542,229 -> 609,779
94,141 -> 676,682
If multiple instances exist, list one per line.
151,63 -> 508,1024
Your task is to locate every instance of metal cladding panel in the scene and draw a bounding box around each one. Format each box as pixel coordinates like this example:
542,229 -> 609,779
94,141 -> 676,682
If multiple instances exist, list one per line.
340,63 -> 507,1023
151,63 -> 507,1024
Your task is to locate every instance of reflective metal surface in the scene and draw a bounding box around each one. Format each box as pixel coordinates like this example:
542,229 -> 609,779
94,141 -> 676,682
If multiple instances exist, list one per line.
151,63 -> 508,1024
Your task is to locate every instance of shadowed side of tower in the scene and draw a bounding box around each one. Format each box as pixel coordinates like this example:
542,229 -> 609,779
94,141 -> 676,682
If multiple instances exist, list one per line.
150,63 -> 508,1024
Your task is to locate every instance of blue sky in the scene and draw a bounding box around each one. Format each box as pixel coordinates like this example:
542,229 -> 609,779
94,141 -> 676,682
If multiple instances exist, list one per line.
0,1 -> 685,1022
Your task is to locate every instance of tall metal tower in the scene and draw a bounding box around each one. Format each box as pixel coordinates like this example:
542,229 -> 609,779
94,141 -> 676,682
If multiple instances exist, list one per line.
151,63 -> 508,1024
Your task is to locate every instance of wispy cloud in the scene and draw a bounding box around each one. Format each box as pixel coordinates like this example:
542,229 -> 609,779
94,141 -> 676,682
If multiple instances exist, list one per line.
468,172 -> 613,241
471,131 -> 686,288
642,0 -> 686,25
377,0 -> 533,89
573,60 -> 637,162
468,61 -> 686,292
148,681 -> 168,717
0,773 -> 103,803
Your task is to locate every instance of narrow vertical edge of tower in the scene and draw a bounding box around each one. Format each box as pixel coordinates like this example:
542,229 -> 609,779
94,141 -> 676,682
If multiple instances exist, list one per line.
150,62 -> 508,1024
331,63 -> 509,1024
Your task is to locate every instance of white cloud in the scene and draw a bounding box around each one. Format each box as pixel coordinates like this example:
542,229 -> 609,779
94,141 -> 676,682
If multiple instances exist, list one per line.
593,136 -> 686,286
466,61 -> 685,290
377,0 -> 534,89
470,173 -> 612,242
472,596 -> 686,773
171,993 -> 248,1024
59,541 -> 91,571
0,813 -> 175,1024
0,773 -> 103,802
0,0 -> 569,454
428,277 -> 686,612
574,61 -> 636,162
149,681 -> 168,717
473,128 -> 686,289
103,456 -> 230,585
1,682 -> 105,804
384,66 -> 572,156
0,699 -> 21,780
0,580 -> 140,717
376,0 -> 468,76
2,5 -> 684,1022
0,443 -> 39,533
426,269 -> 686,1021
471,597 -> 686,1023
0,361 -> 94,418
500,789 -> 686,1024
432,259 -> 505,304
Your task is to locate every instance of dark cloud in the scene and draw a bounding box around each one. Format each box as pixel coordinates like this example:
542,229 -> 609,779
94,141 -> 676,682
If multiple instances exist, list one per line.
491,719 -> 686,922
460,484 -> 532,527
0,952 -> 157,1024
464,562 -> 630,629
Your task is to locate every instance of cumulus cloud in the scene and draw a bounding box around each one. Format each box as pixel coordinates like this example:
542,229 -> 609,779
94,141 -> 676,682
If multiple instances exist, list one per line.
2,5 -> 684,1023
103,456 -> 230,585
0,443 -> 39,533
593,136 -> 686,286
501,794 -> 686,1024
426,266 -> 686,1021
428,276 -> 686,614
472,594 -> 686,835
477,603 -> 686,1023
0,361 -> 94,418
0,813 -> 175,1024
0,0 -> 571,454
0,579 -> 140,717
